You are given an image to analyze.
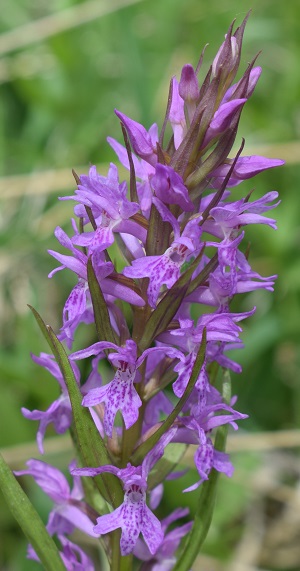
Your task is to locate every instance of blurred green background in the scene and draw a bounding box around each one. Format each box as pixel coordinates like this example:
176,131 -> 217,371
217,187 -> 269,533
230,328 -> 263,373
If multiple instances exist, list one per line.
1,0 -> 300,569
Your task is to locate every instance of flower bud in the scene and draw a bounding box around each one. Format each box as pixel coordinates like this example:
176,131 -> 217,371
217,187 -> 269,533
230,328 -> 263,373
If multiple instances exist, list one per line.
212,34 -> 238,80
179,64 -> 199,103
178,64 -> 200,124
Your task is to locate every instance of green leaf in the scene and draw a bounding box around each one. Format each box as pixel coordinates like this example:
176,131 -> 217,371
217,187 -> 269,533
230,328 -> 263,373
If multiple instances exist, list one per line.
28,305 -> 123,508
131,331 -> 206,465
146,202 -> 172,256
139,246 -> 205,351
0,452 -> 66,571
173,369 -> 232,571
87,257 -> 118,344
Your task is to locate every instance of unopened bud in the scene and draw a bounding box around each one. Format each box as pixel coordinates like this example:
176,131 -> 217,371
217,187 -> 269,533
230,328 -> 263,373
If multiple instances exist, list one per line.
179,64 -> 199,103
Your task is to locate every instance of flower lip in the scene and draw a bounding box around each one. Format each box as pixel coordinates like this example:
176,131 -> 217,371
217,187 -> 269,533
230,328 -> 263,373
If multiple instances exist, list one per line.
127,484 -> 145,503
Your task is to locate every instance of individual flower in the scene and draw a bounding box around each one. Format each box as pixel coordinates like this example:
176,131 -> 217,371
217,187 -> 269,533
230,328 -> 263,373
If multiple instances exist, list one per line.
175,404 -> 247,492
21,353 -> 80,454
210,155 -> 284,188
107,135 -> 155,217
71,430 -> 177,555
114,110 -> 158,166
66,164 -> 145,252
211,25 -> 239,81
207,191 -> 280,237
159,310 -> 253,402
48,225 -> 145,345
123,218 -> 202,308
183,422 -> 234,492
150,164 -> 194,211
221,66 -> 262,104
15,460 -> 98,537
187,265 -> 277,311
27,536 -> 95,571
70,340 -> 181,437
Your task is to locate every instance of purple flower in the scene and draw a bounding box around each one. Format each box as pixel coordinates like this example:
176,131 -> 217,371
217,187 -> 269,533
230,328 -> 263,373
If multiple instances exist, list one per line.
22,397 -> 72,455
179,65 -> 199,103
187,265 -> 277,310
183,422 -> 234,492
48,226 -> 145,344
178,64 -> 199,123
222,66 -> 262,103
123,219 -> 202,307
71,340 -> 181,437
108,135 -> 155,217
207,232 -> 251,282
67,164 -> 145,251
202,98 -> 247,148
15,460 -> 98,537
21,353 -> 80,454
115,110 -> 158,166
208,191 -> 280,236
150,164 -> 194,211
27,536 -> 95,571
72,430 -> 176,555
210,155 -> 284,188
59,536 -> 95,571
71,339 -> 141,436
175,405 -> 247,491
168,77 -> 186,149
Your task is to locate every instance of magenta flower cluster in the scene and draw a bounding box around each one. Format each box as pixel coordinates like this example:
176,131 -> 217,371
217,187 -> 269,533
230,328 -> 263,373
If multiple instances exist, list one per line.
16,15 -> 283,570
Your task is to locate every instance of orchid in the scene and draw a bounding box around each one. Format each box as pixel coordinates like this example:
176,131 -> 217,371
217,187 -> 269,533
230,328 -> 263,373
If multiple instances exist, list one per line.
71,431 -> 176,555
15,460 -> 98,538
3,14 -> 283,571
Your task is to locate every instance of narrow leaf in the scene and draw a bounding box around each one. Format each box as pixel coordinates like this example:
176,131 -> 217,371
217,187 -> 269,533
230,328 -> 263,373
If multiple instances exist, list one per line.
120,123 -> 138,204
87,257 -> 118,344
131,331 -> 206,465
0,452 -> 65,571
146,202 -> 172,256
28,305 -> 123,508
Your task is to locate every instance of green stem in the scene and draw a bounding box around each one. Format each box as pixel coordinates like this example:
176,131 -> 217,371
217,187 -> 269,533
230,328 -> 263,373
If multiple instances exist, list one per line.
121,401 -> 146,466
111,530 -> 132,571
172,429 -> 226,571
111,530 -> 121,571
